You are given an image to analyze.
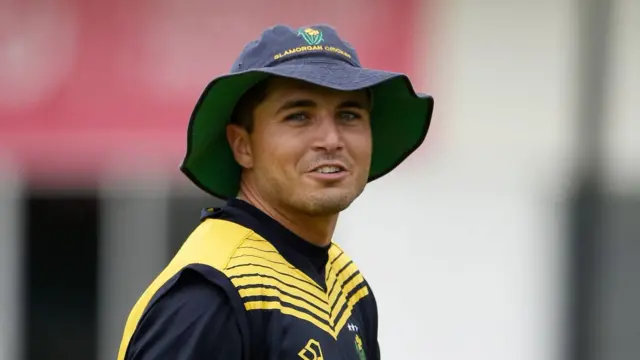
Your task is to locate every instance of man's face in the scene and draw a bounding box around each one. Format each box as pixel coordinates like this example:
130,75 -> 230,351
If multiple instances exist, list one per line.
229,77 -> 372,217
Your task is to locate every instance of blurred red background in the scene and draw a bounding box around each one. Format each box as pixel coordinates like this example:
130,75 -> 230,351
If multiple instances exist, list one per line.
0,0 -> 422,186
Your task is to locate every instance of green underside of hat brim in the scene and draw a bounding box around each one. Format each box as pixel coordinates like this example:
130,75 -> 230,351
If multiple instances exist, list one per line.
179,68 -> 434,200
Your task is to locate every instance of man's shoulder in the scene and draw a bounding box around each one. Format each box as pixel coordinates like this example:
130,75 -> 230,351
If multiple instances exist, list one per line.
177,218 -> 263,270
121,219 -> 257,341
140,218 -> 270,308
117,220 -> 257,360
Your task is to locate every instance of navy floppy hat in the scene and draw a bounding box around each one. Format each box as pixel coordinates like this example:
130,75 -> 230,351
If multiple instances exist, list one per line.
180,24 -> 434,199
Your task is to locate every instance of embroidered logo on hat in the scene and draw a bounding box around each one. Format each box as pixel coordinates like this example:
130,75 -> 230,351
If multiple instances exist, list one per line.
297,27 -> 324,45
273,26 -> 353,61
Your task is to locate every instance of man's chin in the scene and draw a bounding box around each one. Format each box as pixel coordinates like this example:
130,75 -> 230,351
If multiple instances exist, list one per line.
301,189 -> 359,216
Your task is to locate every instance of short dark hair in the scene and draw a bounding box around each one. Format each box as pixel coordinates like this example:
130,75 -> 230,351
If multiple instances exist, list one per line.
229,79 -> 270,133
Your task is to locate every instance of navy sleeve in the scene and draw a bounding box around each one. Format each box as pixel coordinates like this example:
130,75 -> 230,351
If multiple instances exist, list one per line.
126,269 -> 243,360
366,284 -> 381,360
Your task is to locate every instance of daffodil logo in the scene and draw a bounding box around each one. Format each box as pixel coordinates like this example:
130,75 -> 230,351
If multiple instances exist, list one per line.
298,27 -> 324,45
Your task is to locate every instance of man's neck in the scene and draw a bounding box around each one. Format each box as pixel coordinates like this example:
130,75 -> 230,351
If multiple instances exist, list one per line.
238,190 -> 336,248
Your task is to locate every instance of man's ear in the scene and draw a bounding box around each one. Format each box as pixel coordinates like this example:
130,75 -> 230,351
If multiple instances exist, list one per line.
226,124 -> 253,169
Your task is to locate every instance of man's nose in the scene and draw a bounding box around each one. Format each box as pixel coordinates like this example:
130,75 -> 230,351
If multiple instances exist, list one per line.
312,115 -> 343,152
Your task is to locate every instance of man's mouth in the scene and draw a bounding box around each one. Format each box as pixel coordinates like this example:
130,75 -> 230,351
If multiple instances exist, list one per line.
313,165 -> 345,174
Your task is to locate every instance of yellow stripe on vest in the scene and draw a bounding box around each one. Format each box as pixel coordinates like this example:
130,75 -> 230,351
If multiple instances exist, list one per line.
244,300 -> 336,337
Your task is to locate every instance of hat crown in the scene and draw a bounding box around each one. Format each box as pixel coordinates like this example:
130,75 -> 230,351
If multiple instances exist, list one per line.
230,24 -> 361,73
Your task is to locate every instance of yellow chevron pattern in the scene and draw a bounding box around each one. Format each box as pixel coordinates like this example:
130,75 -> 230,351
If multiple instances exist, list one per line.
225,236 -> 369,339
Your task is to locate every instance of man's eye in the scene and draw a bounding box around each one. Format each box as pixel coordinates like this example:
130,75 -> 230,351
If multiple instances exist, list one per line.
284,113 -> 309,121
339,111 -> 361,121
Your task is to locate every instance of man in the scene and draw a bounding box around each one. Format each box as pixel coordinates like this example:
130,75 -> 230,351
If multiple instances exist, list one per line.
117,24 -> 433,359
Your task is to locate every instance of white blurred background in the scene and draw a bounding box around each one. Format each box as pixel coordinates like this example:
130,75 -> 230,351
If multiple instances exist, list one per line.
0,0 -> 638,359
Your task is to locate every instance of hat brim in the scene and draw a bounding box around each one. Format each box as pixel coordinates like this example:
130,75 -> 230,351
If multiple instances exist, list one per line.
180,57 -> 434,199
